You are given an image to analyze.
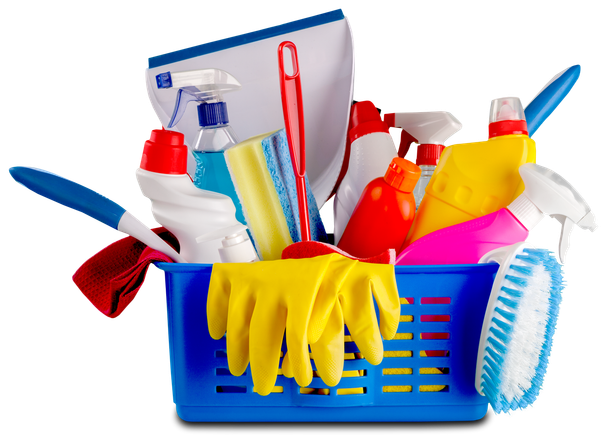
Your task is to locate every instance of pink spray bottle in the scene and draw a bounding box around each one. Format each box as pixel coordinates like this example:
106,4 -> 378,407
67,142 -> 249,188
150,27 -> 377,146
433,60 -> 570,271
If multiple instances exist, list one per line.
396,163 -> 596,265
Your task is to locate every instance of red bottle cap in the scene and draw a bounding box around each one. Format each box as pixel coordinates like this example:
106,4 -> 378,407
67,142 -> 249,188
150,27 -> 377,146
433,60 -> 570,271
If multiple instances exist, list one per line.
416,144 -> 445,166
488,97 -> 528,138
348,101 -> 389,143
140,129 -> 188,174
384,157 -> 421,193
488,120 -> 528,138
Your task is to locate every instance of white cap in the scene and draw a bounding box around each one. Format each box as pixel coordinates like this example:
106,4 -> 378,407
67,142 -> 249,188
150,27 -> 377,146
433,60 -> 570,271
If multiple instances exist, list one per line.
218,232 -> 259,263
489,97 -> 525,123
507,163 -> 596,263
195,223 -> 259,263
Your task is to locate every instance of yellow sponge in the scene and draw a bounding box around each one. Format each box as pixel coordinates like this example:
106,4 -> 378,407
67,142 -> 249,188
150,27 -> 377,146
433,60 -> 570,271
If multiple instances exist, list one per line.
225,129 -> 328,260
225,131 -> 293,260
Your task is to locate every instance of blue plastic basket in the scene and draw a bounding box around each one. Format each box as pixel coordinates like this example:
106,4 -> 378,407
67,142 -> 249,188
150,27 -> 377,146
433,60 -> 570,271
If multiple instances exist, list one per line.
155,262 -> 498,422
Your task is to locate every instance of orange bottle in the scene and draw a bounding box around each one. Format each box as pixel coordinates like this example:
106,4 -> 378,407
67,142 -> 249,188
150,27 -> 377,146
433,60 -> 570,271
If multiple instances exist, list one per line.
338,158 -> 420,258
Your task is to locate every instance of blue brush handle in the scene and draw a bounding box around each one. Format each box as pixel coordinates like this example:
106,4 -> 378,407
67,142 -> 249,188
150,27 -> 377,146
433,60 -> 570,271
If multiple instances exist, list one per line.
525,65 -> 580,137
9,166 -> 126,230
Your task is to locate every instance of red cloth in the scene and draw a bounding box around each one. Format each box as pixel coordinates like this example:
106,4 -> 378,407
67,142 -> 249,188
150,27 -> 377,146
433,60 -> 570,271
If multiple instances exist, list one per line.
72,228 -> 179,318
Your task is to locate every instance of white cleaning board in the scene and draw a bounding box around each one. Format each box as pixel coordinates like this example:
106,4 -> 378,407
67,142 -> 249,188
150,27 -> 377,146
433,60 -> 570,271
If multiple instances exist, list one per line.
145,10 -> 354,209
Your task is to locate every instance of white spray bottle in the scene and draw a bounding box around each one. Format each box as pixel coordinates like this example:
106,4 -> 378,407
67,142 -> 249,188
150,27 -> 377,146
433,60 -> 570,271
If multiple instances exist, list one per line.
333,101 -> 397,244
136,129 -> 257,264
384,112 -> 462,209
156,69 -> 247,227
396,162 -> 597,265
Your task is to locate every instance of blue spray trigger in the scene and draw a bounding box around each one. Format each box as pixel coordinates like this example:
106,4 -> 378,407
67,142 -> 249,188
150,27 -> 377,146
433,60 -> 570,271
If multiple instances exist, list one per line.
167,87 -> 203,128
156,72 -> 173,89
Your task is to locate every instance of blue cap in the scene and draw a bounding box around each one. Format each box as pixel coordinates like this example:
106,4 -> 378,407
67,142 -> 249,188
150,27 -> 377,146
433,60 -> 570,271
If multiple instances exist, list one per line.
156,72 -> 173,89
198,102 -> 229,127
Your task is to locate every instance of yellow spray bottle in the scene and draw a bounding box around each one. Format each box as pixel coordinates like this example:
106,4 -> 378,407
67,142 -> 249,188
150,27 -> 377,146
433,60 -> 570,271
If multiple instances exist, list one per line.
402,97 -> 535,248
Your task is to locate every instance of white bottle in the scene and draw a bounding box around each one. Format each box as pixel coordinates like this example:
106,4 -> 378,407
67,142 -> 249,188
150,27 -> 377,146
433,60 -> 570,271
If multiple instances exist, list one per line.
136,129 -> 256,264
333,101 -> 397,244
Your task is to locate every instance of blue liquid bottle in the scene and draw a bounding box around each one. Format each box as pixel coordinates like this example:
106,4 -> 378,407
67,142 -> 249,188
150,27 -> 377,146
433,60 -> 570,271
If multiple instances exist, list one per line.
157,69 -> 245,225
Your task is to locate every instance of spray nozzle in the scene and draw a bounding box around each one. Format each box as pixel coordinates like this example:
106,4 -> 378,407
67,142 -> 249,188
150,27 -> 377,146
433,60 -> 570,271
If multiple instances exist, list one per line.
156,68 -> 241,128
508,163 -> 596,263
384,112 -> 462,165
488,97 -> 528,138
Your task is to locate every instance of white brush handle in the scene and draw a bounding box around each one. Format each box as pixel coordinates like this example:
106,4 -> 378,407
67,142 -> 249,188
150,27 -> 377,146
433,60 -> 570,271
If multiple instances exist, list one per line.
474,242 -> 529,395
118,211 -> 186,263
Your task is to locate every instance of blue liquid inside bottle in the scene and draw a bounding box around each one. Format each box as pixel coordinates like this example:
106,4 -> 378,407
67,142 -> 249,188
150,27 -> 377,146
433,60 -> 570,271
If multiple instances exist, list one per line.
192,150 -> 246,227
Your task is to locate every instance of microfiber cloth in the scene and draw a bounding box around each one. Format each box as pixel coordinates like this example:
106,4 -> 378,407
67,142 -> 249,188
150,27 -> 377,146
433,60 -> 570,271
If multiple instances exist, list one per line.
72,228 -> 178,318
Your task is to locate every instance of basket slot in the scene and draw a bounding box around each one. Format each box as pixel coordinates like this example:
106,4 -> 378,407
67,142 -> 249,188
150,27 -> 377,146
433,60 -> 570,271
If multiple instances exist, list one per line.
420,350 -> 449,358
420,315 -> 450,322
420,332 -> 450,340
421,297 -> 451,304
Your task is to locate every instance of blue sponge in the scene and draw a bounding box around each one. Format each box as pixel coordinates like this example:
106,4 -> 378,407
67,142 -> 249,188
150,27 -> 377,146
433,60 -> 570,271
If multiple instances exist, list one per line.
261,129 -> 327,243
225,129 -> 327,260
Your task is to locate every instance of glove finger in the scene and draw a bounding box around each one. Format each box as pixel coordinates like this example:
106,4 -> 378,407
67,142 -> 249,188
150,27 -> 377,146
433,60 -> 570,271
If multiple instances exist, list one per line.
226,290 -> 256,377
283,255 -> 338,387
368,264 -> 401,340
285,308 -> 314,388
207,264 -> 234,340
340,282 -> 384,366
281,351 -> 294,378
308,255 -> 356,344
250,302 -> 287,396
310,300 -> 345,387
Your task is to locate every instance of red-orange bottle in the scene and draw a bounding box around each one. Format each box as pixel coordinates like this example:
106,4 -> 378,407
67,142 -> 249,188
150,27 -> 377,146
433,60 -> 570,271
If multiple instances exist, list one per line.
337,157 -> 421,258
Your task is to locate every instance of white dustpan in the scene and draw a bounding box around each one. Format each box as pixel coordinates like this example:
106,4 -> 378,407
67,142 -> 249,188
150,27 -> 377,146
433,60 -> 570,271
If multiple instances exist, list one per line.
145,10 -> 354,209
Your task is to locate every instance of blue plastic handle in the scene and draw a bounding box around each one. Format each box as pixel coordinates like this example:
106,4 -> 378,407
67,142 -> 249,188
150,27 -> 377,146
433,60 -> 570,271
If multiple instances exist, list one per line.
9,167 -> 126,230
525,65 -> 580,137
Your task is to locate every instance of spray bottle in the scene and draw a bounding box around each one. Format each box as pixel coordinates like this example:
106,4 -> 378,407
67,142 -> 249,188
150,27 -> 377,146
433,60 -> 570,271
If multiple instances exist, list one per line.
396,163 -> 596,265
384,112 -> 462,209
403,97 -> 536,248
136,129 -> 257,264
156,69 -> 246,226
333,101 -> 397,244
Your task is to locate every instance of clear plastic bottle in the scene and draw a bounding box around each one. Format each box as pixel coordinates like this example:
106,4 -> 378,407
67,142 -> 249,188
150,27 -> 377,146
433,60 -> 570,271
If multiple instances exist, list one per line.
413,165 -> 435,209
384,112 -> 462,210
156,69 -> 245,225
189,102 -> 245,226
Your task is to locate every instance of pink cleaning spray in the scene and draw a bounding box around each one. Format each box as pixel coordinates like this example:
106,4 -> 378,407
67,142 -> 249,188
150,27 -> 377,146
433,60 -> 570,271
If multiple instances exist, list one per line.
396,163 -> 596,265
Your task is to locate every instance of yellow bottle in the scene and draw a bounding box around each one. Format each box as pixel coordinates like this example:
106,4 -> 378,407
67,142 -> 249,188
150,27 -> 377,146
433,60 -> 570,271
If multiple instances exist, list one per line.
403,97 -> 536,247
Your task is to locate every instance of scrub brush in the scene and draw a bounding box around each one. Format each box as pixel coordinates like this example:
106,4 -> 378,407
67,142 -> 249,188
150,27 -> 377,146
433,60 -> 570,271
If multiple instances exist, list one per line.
475,242 -> 564,413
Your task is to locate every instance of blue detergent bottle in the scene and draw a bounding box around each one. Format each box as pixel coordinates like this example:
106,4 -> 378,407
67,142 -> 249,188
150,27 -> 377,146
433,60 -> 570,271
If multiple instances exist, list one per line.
156,69 -> 245,225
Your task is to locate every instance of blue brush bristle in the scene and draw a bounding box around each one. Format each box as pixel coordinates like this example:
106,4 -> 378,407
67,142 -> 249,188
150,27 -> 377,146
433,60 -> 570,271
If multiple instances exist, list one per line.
480,248 -> 564,413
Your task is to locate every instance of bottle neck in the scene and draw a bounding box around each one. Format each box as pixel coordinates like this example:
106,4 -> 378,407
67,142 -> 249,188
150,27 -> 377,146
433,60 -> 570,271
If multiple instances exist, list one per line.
507,193 -> 545,231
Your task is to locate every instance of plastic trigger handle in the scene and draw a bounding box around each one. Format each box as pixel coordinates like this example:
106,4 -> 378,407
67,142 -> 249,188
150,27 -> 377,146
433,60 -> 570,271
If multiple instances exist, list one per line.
552,215 -> 573,264
167,88 -> 199,128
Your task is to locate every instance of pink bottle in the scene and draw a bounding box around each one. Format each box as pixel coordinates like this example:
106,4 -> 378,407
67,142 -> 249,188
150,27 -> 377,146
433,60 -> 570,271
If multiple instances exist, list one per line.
396,163 -> 596,265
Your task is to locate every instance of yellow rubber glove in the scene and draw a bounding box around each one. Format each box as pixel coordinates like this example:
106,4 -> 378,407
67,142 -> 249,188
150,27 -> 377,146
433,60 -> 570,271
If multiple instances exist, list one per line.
207,253 -> 350,396
283,261 -> 400,387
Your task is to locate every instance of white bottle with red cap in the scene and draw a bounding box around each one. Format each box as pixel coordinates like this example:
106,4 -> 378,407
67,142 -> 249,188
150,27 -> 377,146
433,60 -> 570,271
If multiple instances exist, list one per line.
136,129 -> 257,264
333,101 -> 397,245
